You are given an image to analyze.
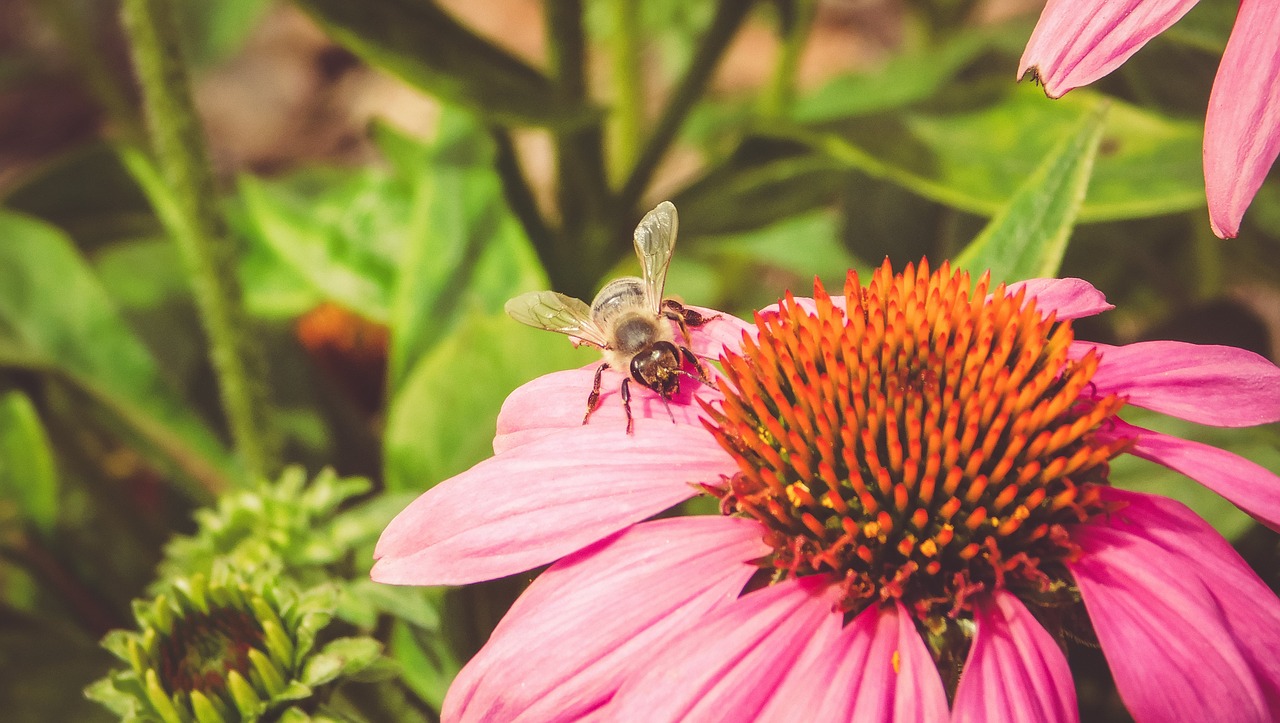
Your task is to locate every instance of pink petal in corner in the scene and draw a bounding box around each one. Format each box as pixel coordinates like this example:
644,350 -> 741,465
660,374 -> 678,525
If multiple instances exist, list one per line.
1203,0 -> 1280,238
1018,0 -> 1199,98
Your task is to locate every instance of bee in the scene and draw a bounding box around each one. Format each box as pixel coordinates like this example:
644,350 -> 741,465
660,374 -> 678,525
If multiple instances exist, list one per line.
505,201 -> 712,433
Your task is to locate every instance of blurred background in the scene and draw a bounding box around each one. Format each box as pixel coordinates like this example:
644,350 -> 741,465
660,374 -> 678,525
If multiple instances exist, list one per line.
1,0 -> 1277,720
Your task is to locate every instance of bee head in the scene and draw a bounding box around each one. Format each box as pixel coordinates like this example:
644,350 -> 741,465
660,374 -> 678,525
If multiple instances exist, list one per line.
631,342 -> 682,399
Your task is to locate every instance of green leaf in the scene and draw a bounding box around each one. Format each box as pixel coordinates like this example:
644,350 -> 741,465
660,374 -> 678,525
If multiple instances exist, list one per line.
0,390 -> 58,536
383,310 -> 583,492
0,211 -> 239,495
792,28 -> 1022,123
381,115 -> 549,391
238,169 -> 402,324
954,101 -> 1108,283
389,621 -> 459,713
302,637 -> 385,687
672,142 -> 848,237
2,144 -> 159,251
789,86 -> 1204,222
292,0 -> 595,128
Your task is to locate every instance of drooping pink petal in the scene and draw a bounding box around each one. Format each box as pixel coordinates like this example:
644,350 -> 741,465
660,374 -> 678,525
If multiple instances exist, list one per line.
493,367 -> 724,454
605,576 -> 844,721
1098,417 -> 1280,530
758,601 -> 948,723
1079,340 -> 1280,426
444,516 -> 769,723
952,590 -> 1078,723
1004,277 -> 1113,319
1068,488 -> 1280,720
1018,0 -> 1199,98
1204,0 -> 1280,238
371,424 -> 731,585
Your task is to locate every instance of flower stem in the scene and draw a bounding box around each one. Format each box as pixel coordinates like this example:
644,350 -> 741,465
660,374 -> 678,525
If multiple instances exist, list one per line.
759,0 -> 816,119
606,0 -> 643,181
119,0 -> 277,482
615,0 -> 757,217
545,0 -> 615,297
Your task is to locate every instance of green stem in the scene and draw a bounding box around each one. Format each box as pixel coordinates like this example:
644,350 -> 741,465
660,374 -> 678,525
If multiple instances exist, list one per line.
119,0 -> 277,482
616,0 -> 758,222
607,0 -> 643,181
759,0 -> 817,119
545,0 -> 614,297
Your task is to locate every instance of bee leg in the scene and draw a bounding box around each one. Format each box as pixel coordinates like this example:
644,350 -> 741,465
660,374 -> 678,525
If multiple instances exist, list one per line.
583,363 -> 608,425
679,345 -> 712,384
662,299 -> 717,345
620,378 -> 634,434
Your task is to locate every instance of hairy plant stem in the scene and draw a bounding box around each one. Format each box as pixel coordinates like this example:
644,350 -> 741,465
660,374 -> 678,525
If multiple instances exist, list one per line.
120,0 -> 277,483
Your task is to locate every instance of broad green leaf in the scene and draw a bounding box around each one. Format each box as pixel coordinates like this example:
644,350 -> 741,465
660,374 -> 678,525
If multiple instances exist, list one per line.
954,101 -> 1108,283
382,114 -> 548,391
672,144 -> 848,236
0,211 -> 239,495
698,210 -> 865,282
383,311 -> 583,492
2,144 -> 158,251
389,621 -> 459,712
793,28 -> 1024,123
292,0 -> 595,128
239,169 -> 403,323
788,86 -> 1204,222
0,390 -> 58,535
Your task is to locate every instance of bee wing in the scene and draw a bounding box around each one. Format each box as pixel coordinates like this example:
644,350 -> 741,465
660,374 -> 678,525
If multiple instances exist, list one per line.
504,290 -> 610,348
633,201 -> 678,315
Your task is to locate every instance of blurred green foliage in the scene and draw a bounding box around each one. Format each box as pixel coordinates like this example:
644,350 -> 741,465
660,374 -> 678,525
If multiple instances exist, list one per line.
0,0 -> 1276,720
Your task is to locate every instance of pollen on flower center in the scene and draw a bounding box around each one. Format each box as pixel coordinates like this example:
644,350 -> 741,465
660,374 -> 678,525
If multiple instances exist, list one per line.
706,259 -> 1132,620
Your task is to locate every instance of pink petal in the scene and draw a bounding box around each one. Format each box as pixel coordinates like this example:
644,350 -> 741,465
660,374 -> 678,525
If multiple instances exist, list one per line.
1068,488 -> 1280,720
684,305 -> 753,358
1083,340 -> 1280,426
1018,0 -> 1199,98
758,601 -> 948,723
1003,277 -> 1113,319
493,367 -> 724,454
444,516 -> 769,723
1204,0 -> 1280,238
371,424 -> 731,585
606,576 -> 844,721
1099,417 -> 1280,530
952,590 -> 1078,723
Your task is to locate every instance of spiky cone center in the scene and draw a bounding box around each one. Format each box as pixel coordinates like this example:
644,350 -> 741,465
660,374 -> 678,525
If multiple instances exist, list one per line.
137,577 -> 298,722
707,260 -> 1132,621
158,605 -> 264,695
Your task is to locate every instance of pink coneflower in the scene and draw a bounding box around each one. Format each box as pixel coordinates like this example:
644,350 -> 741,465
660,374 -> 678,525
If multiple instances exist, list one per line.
1019,0 -> 1280,239
373,260 -> 1280,721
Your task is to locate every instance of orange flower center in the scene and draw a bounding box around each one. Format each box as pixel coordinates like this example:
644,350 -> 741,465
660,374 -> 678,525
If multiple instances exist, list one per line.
707,260 -> 1131,620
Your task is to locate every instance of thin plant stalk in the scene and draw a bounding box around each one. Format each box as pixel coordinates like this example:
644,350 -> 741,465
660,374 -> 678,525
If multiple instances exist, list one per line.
119,0 -> 277,483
